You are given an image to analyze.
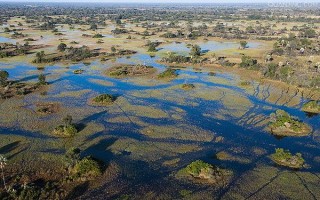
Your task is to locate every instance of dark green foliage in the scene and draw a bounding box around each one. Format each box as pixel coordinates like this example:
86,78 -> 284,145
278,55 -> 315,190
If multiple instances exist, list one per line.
181,83 -> 195,90
93,94 -> 115,104
161,32 -> 177,38
33,51 -> 46,63
158,68 -> 177,79
57,43 -> 67,52
38,74 -> 46,85
112,28 -> 128,34
73,157 -> 102,178
147,42 -> 158,52
269,110 -> 306,132
161,52 -> 191,63
240,40 -> 248,49
90,24 -> 97,30
65,46 -> 97,62
92,34 -> 103,38
0,70 -> 9,86
183,160 -> 212,176
190,45 -> 201,57
239,55 -> 259,70
263,63 -> 277,78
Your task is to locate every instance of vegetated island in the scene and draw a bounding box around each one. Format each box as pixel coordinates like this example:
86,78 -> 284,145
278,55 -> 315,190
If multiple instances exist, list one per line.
301,101 -> 320,114
268,109 -> 312,137
176,160 -> 232,185
270,148 -> 305,169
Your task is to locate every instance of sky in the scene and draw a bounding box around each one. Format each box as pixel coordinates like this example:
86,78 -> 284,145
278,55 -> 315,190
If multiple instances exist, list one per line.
0,0 -> 319,3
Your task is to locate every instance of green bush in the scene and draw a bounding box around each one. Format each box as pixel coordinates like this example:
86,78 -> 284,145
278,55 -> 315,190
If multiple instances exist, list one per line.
73,157 -> 102,178
184,160 -> 212,176
93,94 -> 115,104
158,68 -> 177,79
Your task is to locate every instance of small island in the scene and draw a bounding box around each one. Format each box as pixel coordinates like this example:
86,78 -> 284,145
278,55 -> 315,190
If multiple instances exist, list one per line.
157,68 -> 178,80
181,83 -> 195,90
53,115 -> 78,137
302,101 -> 320,114
176,160 -> 232,185
271,148 -> 305,169
268,110 -> 312,137
65,148 -> 103,182
106,64 -> 156,78
89,94 -> 117,106
36,102 -> 60,115
73,69 -> 84,74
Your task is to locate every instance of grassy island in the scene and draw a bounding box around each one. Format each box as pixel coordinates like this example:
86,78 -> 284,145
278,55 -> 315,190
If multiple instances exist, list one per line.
269,110 -> 312,136
271,148 -> 305,169
106,64 -> 156,78
176,160 -> 232,185
302,101 -> 320,114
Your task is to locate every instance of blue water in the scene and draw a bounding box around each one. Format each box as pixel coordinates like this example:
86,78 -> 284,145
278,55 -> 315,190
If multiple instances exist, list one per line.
0,36 -> 15,43
158,41 -> 262,55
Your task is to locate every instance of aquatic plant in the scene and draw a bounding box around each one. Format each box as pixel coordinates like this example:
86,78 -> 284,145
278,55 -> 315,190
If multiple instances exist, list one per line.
271,148 -> 304,169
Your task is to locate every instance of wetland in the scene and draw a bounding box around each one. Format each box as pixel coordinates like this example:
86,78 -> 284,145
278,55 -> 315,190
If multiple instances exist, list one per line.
0,2 -> 320,200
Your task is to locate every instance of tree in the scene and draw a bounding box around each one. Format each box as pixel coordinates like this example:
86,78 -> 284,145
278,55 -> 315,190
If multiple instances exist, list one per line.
240,41 -> 248,49
116,19 -> 122,25
4,27 -> 10,33
190,45 -> 201,57
90,24 -> 98,30
0,70 -> 9,86
35,51 -> 45,63
38,74 -> 46,85
111,46 -> 116,53
63,115 -> 73,127
57,43 -> 67,52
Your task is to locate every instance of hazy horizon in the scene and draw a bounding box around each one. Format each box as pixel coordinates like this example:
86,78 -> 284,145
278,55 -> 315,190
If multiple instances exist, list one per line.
0,0 -> 319,3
